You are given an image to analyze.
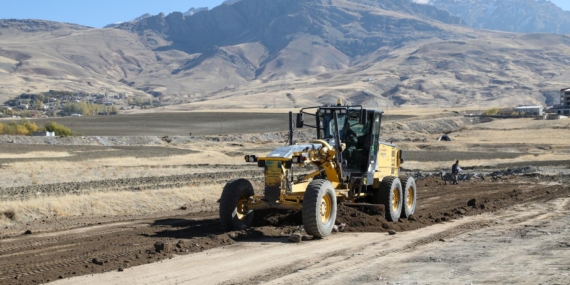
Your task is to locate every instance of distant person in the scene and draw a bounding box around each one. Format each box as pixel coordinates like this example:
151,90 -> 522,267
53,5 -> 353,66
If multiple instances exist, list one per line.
451,160 -> 462,185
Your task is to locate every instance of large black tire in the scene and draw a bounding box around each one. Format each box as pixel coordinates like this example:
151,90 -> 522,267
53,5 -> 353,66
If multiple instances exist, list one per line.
302,179 -> 337,238
372,176 -> 403,222
219,179 -> 255,231
399,175 -> 417,218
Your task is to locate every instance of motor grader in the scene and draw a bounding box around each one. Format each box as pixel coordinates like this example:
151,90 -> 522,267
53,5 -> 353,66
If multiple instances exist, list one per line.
219,101 -> 416,238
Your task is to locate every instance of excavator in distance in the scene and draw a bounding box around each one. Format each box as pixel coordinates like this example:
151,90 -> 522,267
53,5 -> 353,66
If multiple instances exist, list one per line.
219,100 -> 417,238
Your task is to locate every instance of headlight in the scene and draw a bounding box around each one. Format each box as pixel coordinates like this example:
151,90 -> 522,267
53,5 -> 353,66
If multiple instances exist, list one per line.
244,155 -> 258,163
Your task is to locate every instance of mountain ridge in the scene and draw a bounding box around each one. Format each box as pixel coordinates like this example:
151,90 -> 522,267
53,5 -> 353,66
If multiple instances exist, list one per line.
0,0 -> 569,110
428,0 -> 570,34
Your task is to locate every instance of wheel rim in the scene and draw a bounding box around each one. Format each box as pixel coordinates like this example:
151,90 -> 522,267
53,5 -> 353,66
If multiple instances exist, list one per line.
392,186 -> 400,212
236,194 -> 249,220
406,185 -> 414,209
320,194 -> 333,223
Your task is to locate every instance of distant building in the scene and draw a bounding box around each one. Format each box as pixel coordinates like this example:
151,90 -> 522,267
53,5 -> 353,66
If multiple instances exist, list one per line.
514,106 -> 543,116
558,88 -> 570,115
32,131 -> 56,137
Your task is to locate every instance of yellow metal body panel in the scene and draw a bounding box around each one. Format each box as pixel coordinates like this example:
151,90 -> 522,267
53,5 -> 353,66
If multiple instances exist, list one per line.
374,143 -> 400,183
264,160 -> 283,188
291,182 -> 310,193
259,157 -> 291,161
322,161 -> 341,183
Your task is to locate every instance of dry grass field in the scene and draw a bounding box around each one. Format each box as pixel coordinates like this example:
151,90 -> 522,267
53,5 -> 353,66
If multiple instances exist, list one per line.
1,110 -> 569,224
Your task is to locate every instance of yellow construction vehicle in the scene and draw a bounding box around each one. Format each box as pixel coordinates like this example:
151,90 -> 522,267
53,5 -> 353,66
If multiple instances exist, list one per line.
219,100 -> 416,238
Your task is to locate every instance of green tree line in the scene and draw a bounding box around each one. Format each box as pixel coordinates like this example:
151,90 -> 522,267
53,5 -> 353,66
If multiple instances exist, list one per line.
63,102 -> 118,116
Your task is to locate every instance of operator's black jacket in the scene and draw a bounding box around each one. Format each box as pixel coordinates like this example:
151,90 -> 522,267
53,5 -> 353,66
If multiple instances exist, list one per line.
451,164 -> 460,174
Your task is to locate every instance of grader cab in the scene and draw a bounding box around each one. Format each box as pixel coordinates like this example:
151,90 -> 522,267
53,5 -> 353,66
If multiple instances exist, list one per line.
219,101 -> 417,238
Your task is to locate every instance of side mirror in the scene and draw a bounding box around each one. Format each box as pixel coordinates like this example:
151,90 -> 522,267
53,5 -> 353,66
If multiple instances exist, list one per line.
360,109 -> 367,124
296,113 -> 304,128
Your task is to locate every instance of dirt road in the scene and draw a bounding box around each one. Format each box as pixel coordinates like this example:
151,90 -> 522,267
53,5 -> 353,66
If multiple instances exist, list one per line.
51,197 -> 570,285
0,175 -> 568,285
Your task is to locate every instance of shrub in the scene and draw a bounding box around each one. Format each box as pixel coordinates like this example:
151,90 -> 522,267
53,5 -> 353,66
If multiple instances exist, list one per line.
3,209 -> 16,220
23,120 -> 38,133
0,120 -> 38,135
483,107 -> 500,116
14,124 -> 29,135
44,122 -> 72,136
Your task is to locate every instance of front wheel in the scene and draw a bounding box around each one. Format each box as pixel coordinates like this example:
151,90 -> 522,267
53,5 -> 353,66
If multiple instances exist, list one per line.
302,179 -> 337,238
219,178 -> 255,231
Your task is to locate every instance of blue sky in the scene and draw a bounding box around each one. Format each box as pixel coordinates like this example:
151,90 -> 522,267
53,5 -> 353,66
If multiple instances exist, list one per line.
551,0 -> 570,11
0,0 -> 569,28
0,0 -> 226,28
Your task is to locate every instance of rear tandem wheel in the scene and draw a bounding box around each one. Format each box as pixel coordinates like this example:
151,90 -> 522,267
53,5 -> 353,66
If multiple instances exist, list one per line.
399,175 -> 417,218
372,176 -> 403,222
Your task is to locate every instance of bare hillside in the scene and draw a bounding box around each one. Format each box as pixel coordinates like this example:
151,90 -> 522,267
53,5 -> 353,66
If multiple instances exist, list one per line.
1,0 -> 570,109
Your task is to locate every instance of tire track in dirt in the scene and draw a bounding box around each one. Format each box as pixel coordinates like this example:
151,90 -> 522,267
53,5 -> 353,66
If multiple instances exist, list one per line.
0,245 -> 147,283
226,200 -> 565,285
217,181 -> 570,285
218,220 -> 492,285
0,213 -> 224,284
0,228 -> 133,256
0,170 -> 264,200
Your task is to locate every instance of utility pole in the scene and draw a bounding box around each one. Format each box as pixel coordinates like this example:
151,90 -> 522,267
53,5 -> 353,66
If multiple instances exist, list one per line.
499,92 -> 502,109
478,97 -> 481,115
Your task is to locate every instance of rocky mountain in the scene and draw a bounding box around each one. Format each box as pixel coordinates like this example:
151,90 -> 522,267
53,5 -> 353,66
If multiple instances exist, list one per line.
183,8 -> 208,16
427,0 -> 570,34
104,7 -> 209,29
222,0 -> 242,5
0,19 -> 88,32
104,13 -> 153,28
118,0 -> 463,61
1,0 -> 570,110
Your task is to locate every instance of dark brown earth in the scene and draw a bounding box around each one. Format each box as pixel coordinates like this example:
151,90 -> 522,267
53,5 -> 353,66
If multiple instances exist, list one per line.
0,174 -> 568,285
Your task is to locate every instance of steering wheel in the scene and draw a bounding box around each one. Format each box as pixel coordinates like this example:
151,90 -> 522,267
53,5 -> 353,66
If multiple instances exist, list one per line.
310,140 -> 332,149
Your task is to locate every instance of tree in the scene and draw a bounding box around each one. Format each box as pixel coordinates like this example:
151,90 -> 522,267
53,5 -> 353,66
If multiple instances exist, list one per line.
44,122 -> 72,136
483,108 -> 500,116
